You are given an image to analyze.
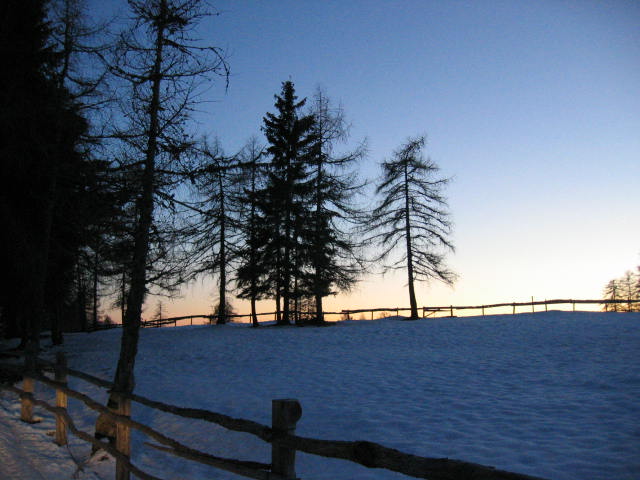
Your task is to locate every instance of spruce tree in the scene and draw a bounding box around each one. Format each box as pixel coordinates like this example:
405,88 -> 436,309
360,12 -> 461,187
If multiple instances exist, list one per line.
259,81 -> 316,325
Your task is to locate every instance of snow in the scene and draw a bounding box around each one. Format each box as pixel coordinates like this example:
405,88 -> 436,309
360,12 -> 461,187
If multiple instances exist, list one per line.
1,311 -> 639,480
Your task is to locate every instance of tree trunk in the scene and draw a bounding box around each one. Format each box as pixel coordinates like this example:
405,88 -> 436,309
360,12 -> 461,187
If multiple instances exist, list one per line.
92,249 -> 99,329
281,157 -> 294,326
250,297 -> 258,327
314,293 -> 324,324
95,0 -> 166,443
51,302 -> 63,345
217,172 -> 227,325
404,164 -> 418,319
120,270 -> 126,323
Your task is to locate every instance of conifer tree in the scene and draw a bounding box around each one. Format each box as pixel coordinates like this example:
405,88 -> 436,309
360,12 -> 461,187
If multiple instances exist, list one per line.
234,138 -> 267,327
306,88 -> 367,323
0,0 -> 91,348
366,136 -> 455,319
94,0 -> 229,442
602,279 -> 620,312
259,81 -> 316,325
188,140 -> 241,325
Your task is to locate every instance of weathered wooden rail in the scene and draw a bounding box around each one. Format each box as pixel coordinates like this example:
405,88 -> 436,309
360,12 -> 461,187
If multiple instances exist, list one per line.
0,353 -> 552,480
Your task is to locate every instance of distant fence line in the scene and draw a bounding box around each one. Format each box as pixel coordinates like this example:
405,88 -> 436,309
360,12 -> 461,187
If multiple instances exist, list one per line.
119,298 -> 639,329
0,352 -> 551,480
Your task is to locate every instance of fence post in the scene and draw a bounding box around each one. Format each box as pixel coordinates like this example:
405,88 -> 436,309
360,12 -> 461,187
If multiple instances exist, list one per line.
481,306 -> 485,316
531,296 -> 535,313
512,303 -> 516,315
271,399 -> 302,479
54,352 -> 68,446
450,305 -> 453,317
20,347 -> 37,423
115,394 -> 131,480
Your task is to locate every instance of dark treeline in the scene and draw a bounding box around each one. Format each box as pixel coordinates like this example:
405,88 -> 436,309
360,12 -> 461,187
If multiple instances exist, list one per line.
1,0 -> 455,441
0,0 -> 456,342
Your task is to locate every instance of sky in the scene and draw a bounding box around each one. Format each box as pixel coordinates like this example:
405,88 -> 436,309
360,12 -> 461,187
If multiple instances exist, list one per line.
96,0 -> 640,319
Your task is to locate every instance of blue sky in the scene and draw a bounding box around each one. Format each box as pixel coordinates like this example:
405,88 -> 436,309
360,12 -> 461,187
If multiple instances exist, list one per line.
96,1 -> 640,317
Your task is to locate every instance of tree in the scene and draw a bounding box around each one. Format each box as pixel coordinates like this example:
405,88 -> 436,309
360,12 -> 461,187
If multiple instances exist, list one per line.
259,81 -> 316,325
0,0 -> 92,351
188,140 -> 242,325
602,279 -> 621,312
305,87 -> 367,323
620,270 -> 639,312
603,270 -> 640,312
234,138 -> 267,327
366,136 -> 455,319
94,0 -> 229,442
153,300 -> 164,322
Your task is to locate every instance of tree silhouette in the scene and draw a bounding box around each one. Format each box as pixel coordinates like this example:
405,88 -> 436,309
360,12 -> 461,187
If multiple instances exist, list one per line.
94,0 -> 229,443
259,81 -> 316,325
234,138 -> 267,327
366,136 -> 455,319
0,0 -> 93,350
602,279 -> 621,312
188,140 -> 242,325
306,88 -> 367,323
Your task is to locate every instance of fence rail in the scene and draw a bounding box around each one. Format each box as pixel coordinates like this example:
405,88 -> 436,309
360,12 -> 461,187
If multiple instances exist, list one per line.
342,298 -> 640,320
136,298 -> 638,329
0,353 -> 551,480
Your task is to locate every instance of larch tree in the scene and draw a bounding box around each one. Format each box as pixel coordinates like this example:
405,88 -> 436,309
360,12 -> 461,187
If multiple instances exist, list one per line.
620,270 -> 639,312
188,140 -> 241,325
366,136 -> 455,319
602,279 -> 621,312
234,138 -> 268,327
306,87 -> 367,323
94,0 -> 229,442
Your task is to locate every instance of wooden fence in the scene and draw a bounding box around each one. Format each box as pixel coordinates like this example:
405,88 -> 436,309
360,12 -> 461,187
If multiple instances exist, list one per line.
0,352 -> 551,480
342,298 -> 640,321
136,298 -> 639,329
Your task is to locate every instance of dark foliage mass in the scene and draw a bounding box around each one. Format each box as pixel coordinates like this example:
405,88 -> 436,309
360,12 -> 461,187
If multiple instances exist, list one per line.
0,0 -> 105,347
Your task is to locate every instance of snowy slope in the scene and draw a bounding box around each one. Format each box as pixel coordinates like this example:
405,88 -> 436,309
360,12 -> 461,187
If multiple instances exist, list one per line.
1,311 -> 639,480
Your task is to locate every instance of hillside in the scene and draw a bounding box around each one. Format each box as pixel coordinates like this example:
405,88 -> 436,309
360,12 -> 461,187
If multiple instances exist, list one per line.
1,311 -> 639,479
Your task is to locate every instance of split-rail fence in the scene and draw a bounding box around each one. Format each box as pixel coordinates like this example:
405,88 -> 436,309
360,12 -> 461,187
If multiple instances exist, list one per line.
0,352 -> 551,480
132,298 -> 639,328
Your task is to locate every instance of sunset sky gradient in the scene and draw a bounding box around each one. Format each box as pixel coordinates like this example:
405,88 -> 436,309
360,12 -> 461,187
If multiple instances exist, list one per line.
94,0 -> 640,319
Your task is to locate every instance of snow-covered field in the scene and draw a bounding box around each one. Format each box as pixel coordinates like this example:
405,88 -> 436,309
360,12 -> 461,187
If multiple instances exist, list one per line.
1,311 -> 639,480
